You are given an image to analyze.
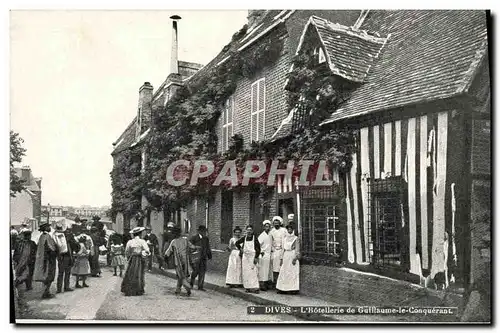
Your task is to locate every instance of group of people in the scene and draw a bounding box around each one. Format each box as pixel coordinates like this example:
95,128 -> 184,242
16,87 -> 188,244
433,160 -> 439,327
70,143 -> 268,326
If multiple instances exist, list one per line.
121,223 -> 212,297
11,214 -> 299,300
11,221 -> 106,299
225,215 -> 300,294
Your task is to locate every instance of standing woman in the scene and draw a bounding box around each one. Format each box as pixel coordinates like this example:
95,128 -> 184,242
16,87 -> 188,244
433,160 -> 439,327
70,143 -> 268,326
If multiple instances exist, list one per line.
164,226 -> 197,296
276,225 -> 300,294
235,225 -> 261,294
72,236 -> 91,288
121,227 -> 150,296
225,227 -> 243,288
257,220 -> 273,291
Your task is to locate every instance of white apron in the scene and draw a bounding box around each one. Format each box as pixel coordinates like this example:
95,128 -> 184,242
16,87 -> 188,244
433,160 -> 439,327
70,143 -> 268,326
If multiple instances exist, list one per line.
241,237 -> 260,289
225,237 -> 242,285
276,235 -> 300,291
270,227 -> 286,272
258,231 -> 272,282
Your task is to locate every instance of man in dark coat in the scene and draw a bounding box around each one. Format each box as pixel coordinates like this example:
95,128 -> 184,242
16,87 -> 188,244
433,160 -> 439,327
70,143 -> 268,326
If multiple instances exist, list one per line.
89,227 -> 103,277
144,226 -> 160,271
13,230 -> 37,290
33,222 -> 57,299
189,225 -> 212,291
53,223 -> 76,293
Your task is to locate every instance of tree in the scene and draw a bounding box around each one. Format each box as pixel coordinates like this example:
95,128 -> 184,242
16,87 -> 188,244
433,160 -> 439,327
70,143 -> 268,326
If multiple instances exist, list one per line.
10,131 -> 27,197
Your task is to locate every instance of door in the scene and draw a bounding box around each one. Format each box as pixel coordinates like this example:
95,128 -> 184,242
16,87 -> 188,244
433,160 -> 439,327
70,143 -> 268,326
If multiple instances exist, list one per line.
249,192 -> 269,236
220,190 -> 233,244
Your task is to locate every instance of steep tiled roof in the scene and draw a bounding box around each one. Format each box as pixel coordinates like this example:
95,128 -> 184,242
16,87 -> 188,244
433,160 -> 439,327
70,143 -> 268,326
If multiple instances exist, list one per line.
310,16 -> 388,83
322,10 -> 489,124
111,118 -> 137,155
187,10 -> 295,88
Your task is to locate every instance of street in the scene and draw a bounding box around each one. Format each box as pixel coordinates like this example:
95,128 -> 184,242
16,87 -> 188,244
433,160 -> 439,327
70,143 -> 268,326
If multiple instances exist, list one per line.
16,257 -> 297,322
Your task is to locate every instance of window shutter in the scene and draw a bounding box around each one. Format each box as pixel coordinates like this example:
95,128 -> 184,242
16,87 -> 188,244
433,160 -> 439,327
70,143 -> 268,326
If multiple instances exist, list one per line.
228,96 -> 233,124
221,109 -> 226,151
258,80 -> 265,112
251,84 -> 258,115
223,127 -> 228,151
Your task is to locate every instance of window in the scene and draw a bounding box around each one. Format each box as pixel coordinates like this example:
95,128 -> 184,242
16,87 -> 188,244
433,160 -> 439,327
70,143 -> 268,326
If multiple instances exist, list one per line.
141,148 -> 147,172
368,177 -> 407,266
302,203 -> 340,256
313,47 -> 326,64
251,78 -> 265,142
221,96 -> 234,151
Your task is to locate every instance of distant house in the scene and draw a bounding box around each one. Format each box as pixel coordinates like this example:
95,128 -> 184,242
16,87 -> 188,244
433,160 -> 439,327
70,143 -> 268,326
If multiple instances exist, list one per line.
10,166 -> 42,230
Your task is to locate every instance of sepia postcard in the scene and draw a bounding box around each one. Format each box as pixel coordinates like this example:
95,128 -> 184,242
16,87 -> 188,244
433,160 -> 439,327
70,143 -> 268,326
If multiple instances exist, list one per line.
9,9 -> 491,324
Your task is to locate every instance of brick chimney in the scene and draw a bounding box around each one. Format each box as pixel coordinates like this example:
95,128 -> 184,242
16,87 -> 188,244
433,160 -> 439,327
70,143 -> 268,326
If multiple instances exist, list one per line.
247,10 -> 267,29
136,81 -> 153,137
20,166 -> 31,183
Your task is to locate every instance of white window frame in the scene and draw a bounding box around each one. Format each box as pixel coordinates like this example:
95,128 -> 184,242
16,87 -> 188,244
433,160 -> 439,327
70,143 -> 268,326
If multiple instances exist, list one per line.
318,48 -> 326,64
141,148 -> 147,172
222,96 -> 234,151
250,78 -> 266,142
314,47 -> 326,64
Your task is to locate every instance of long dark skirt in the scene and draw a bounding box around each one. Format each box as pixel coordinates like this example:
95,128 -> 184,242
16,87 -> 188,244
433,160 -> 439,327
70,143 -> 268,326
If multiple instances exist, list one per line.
121,255 -> 146,296
90,255 -> 101,276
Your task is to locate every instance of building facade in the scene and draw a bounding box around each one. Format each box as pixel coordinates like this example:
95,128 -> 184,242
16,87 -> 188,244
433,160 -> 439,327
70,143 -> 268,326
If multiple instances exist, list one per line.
10,166 -> 42,230
110,10 -> 490,290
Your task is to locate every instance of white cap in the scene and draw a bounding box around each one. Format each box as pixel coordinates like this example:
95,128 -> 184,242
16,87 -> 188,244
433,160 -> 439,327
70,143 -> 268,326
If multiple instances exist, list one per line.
262,220 -> 271,226
272,216 -> 283,224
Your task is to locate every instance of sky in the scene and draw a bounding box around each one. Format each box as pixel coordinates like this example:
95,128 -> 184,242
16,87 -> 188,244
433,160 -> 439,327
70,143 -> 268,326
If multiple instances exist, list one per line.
10,10 -> 249,207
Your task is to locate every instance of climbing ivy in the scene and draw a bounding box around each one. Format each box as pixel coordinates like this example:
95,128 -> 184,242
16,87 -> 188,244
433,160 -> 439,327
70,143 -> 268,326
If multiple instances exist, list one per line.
140,29 -> 286,210
110,148 -> 142,220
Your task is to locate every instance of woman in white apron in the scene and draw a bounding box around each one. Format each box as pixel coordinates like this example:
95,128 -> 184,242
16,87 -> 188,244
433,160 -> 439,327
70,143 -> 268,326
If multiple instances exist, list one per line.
258,220 -> 273,290
225,227 -> 243,287
235,225 -> 261,293
276,225 -> 300,294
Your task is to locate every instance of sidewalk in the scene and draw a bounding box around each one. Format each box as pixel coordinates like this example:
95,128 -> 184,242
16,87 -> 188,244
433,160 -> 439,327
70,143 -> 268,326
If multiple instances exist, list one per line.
151,266 -> 461,322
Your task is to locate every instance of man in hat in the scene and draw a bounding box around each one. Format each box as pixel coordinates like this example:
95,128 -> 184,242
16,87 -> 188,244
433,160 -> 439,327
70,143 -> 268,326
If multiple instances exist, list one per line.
162,222 -> 176,270
52,223 -> 74,293
189,225 -> 212,291
144,226 -> 160,271
258,220 -> 273,291
13,229 -> 37,291
20,222 -> 30,234
269,216 -> 287,287
89,226 -> 103,277
33,222 -> 58,298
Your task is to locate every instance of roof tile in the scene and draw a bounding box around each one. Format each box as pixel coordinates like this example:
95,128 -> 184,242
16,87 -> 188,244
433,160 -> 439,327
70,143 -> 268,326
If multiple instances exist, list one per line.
323,10 -> 489,124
